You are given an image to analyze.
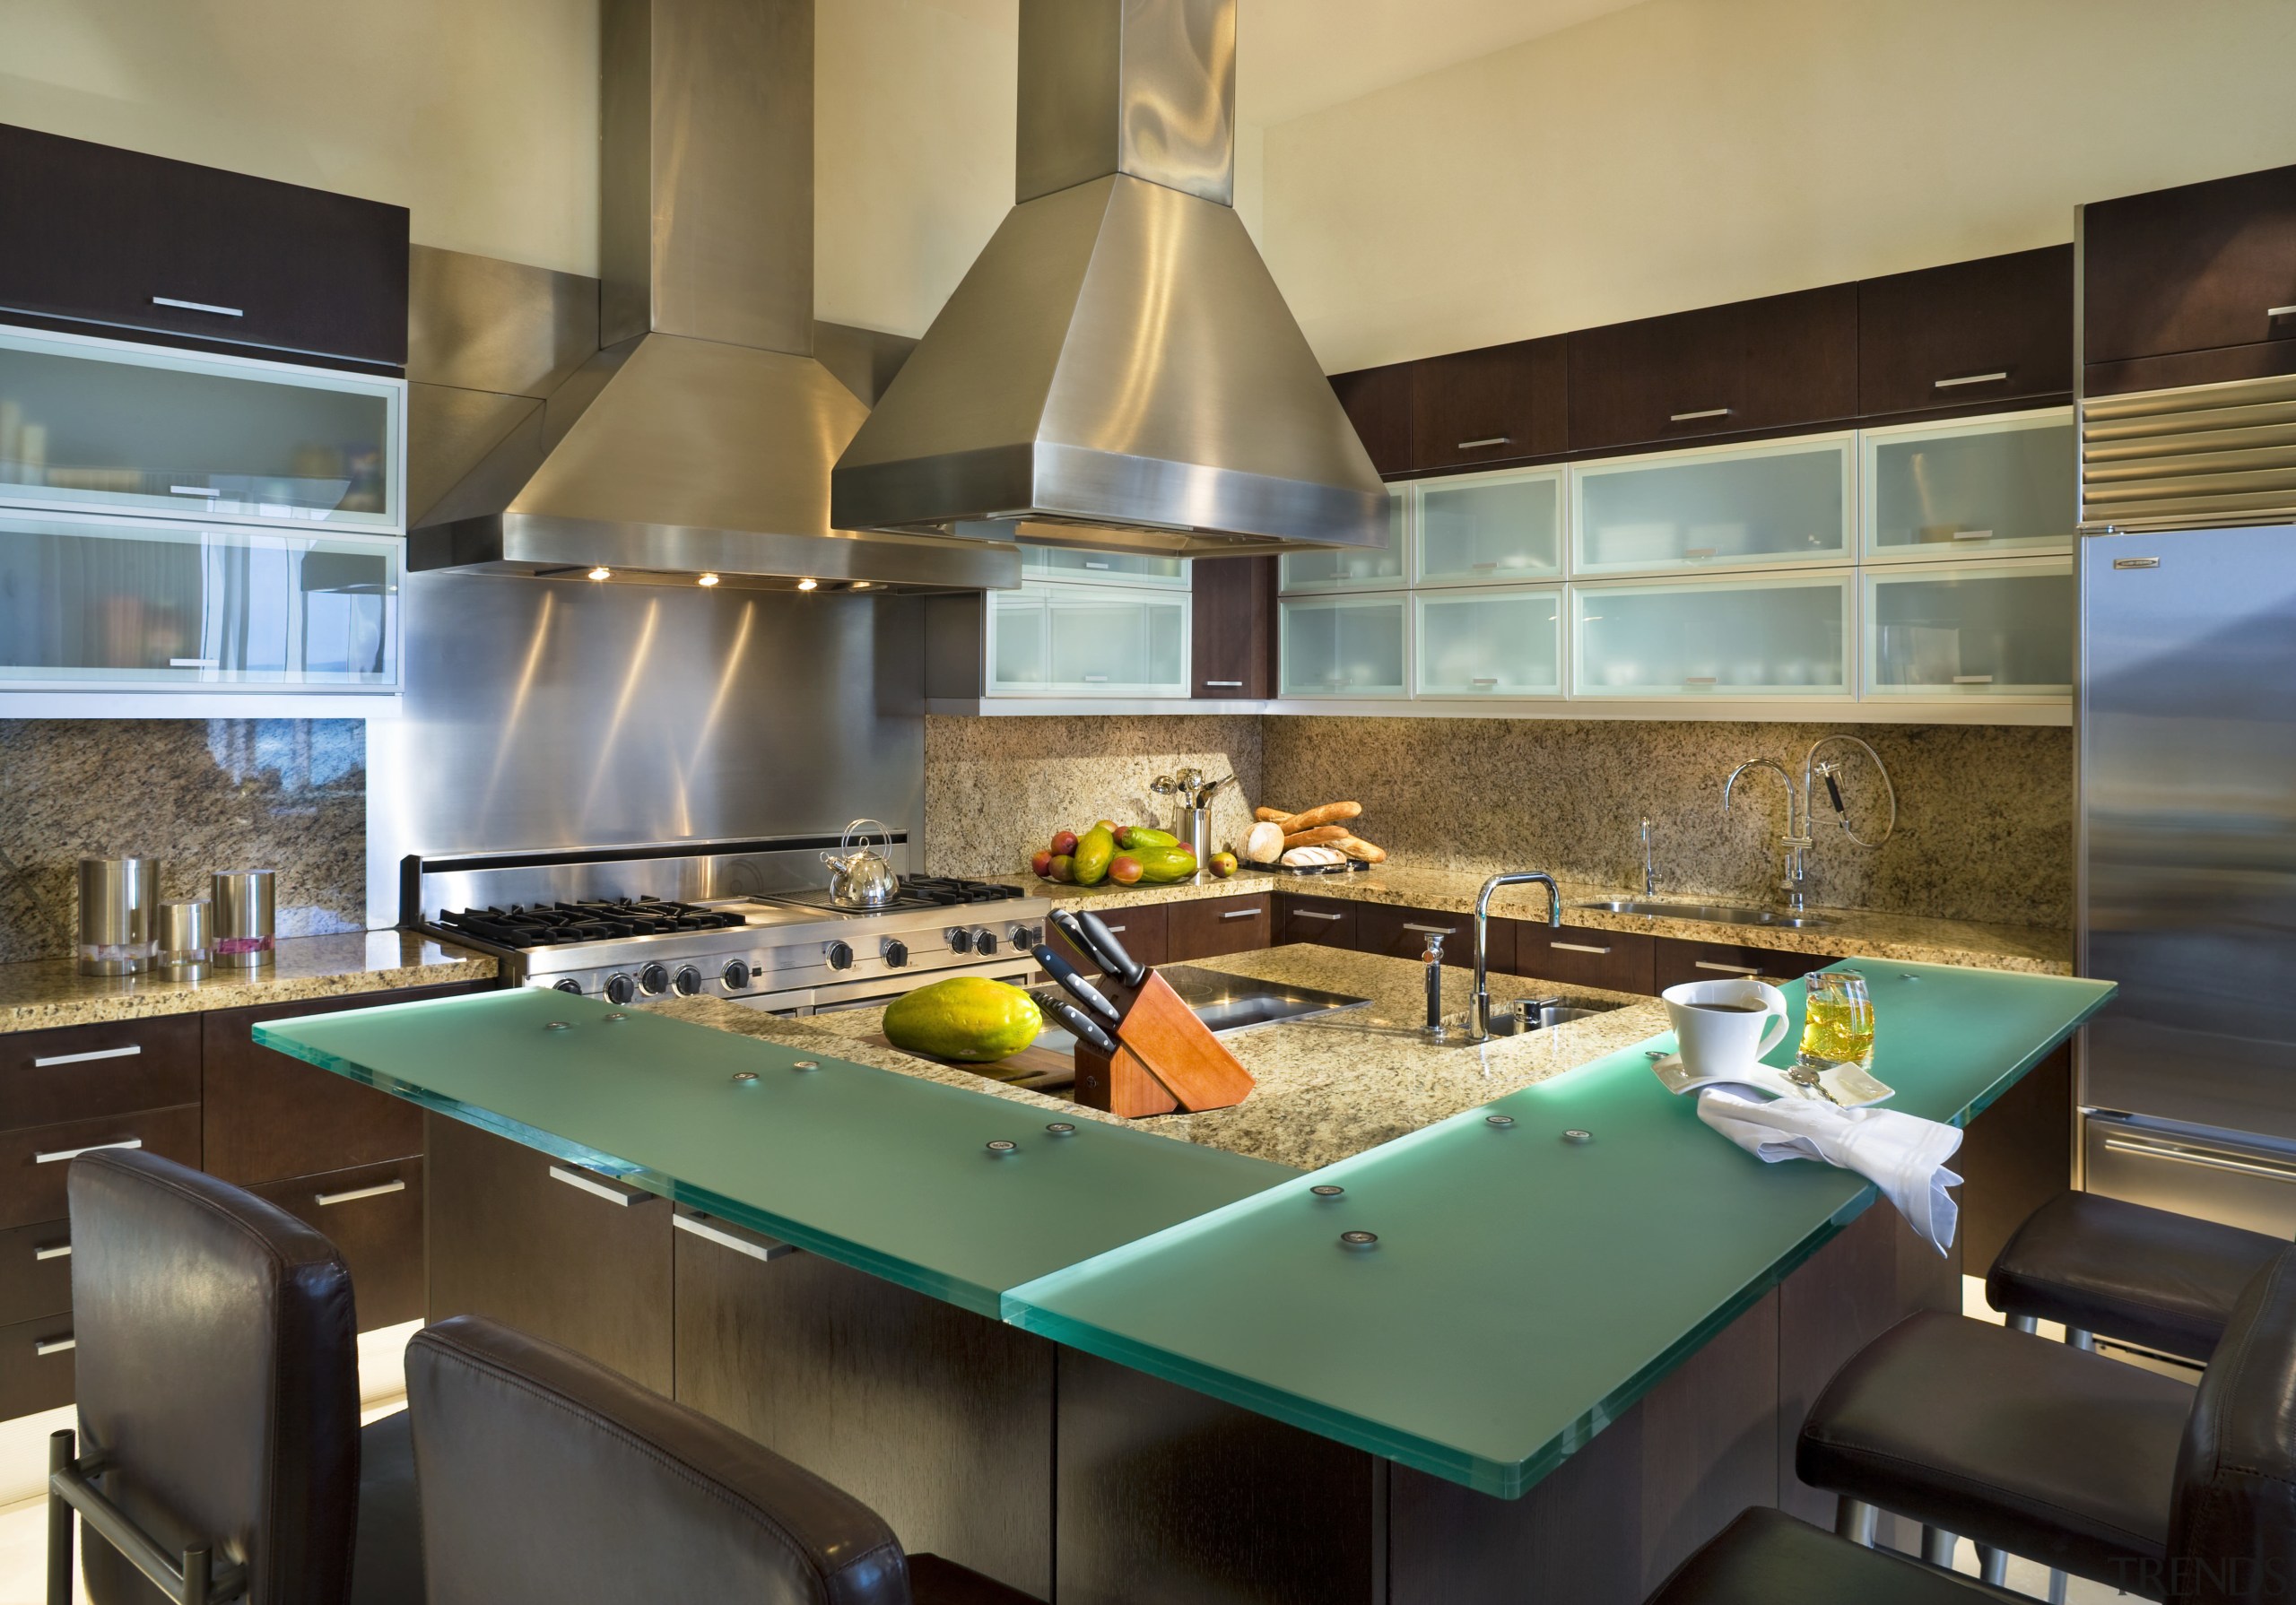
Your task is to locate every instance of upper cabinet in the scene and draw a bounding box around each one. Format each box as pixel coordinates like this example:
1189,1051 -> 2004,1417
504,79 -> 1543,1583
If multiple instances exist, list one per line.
1280,493 -> 1409,593
1415,467 -> 1562,586
1410,336 -> 1567,473
1570,434 -> 1854,577
0,124 -> 409,372
2083,163 -> 2296,393
1328,365 -> 1414,477
1566,284 -> 1857,454
1860,409 -> 2074,563
1857,246 -> 2073,421
1191,555 -> 1276,698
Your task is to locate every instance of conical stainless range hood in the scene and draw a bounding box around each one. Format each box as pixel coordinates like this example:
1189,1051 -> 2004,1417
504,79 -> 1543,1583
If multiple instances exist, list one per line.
831,0 -> 1390,559
408,0 -> 1019,594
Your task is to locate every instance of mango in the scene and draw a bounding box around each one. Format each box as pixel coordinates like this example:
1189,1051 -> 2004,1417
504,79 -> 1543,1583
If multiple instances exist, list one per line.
1072,825 -> 1117,885
883,977 -> 1043,1063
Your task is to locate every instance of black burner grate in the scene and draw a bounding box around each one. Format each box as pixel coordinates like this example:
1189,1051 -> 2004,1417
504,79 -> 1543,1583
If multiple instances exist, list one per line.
437,898 -> 746,948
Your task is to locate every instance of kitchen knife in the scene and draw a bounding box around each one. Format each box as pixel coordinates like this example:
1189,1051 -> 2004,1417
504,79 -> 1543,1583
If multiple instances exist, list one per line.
1074,910 -> 1147,989
1039,993 -> 1117,1056
1032,943 -> 1123,1025
1046,909 -> 1110,975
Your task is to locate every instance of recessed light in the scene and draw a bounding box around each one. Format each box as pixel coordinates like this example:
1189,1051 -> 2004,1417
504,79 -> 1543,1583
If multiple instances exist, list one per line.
851,580 -> 873,590
796,577 -> 818,591
697,572 -> 720,586
587,567 -> 612,582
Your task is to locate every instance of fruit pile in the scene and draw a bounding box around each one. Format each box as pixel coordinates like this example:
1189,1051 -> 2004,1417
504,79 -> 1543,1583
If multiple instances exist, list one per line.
1243,802 -> 1387,869
1030,820 -> 1237,886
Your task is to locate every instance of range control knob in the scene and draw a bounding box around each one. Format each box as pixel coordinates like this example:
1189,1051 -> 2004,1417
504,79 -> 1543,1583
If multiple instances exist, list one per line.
639,962 -> 670,996
604,974 -> 637,1006
945,927 -> 972,954
882,939 -> 910,968
721,959 -> 752,990
971,928 -> 1000,956
1009,923 -> 1040,950
674,965 -> 702,996
552,978 -> 583,995
825,940 -> 855,971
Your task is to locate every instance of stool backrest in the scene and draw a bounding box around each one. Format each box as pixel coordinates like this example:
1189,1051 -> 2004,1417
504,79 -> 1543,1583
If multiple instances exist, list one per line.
2170,1243 -> 2296,1605
405,1314 -> 914,1605
69,1148 -> 361,1605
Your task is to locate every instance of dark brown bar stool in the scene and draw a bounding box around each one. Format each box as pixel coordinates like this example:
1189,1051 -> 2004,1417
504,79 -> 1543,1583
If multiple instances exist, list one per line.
404,1314 -> 1041,1605
1987,1190 -> 2283,1361
47,1149 -> 419,1605
1652,1241 -> 2296,1605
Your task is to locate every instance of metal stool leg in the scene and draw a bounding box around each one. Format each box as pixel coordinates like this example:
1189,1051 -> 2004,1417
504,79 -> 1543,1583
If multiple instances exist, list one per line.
2048,1565 -> 2068,1603
1922,1526 -> 1959,1568
2009,1314 -> 2039,1334
47,1429 -> 74,1605
1835,1497 -> 1878,1547
2066,1327 -> 2096,1351
1976,1546 -> 2010,1586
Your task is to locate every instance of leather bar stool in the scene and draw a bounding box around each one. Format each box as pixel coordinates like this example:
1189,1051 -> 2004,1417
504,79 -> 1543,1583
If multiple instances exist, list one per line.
1651,1242 -> 2296,1605
48,1149 -> 419,1605
404,1314 -> 1041,1605
1987,1190 -> 2283,1362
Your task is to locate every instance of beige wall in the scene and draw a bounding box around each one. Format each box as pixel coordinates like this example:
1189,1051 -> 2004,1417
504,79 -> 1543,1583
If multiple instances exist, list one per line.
1261,0 -> 2296,371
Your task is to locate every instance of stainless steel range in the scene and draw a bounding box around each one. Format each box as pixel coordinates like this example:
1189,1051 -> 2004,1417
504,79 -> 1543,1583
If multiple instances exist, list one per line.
403,837 -> 1048,1014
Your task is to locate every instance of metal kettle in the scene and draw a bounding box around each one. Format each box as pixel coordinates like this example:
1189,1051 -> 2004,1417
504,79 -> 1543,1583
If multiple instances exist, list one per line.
822,819 -> 900,908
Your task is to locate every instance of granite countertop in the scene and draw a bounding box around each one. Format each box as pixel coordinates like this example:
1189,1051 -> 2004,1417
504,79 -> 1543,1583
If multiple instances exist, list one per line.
650,945 -> 1672,1171
987,866 -> 2071,975
0,931 -> 498,1033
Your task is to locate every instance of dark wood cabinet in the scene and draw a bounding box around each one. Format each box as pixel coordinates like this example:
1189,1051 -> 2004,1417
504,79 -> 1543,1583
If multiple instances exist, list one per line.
1650,938 -> 1838,993
0,1309 -> 76,1420
1567,284 -> 1857,454
1328,364 -> 1414,476
1,1014 -> 201,1132
1047,902 -> 1169,972
252,1156 -> 425,1330
0,1219 -> 73,1326
1411,335 -> 1568,472
1509,922 -> 1657,995
1165,893 -> 1274,962
2083,162 -> 2296,393
0,121 -> 409,369
1191,555 -> 1277,698
1353,903 -> 1502,971
425,1114 -> 674,1393
1,1104 -> 201,1232
1857,244 -> 2073,421
1274,893 -> 1358,949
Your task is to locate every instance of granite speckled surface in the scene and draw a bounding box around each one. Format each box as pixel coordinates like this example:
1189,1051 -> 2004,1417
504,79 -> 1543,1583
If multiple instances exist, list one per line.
0,931 -> 496,1033
0,720 -> 368,964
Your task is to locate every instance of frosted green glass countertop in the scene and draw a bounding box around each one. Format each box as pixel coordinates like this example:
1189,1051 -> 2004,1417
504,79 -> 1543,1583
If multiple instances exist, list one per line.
1001,960 -> 2116,1497
254,988 -> 1292,1316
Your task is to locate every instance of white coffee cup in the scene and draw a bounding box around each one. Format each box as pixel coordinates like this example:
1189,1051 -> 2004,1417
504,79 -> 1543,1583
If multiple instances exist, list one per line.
1663,977 -> 1791,1082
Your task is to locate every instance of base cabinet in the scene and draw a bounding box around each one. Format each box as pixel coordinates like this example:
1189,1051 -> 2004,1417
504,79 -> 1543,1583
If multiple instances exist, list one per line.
1166,893 -> 1274,962
1509,923 -> 1657,994
252,1156 -> 425,1329
1048,902 -> 1170,971
1651,939 -> 1839,992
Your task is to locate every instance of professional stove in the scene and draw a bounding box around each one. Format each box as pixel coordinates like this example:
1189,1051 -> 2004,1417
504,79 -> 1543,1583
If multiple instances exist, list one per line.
404,838 -> 1049,1013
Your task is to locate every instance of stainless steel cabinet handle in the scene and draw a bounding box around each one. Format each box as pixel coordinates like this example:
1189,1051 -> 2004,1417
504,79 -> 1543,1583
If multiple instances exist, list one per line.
1205,681 -> 1244,688
1219,908 -> 1262,920
1552,941 -> 1613,955
315,1179 -> 407,1207
1669,407 -> 1731,422
152,295 -> 244,317
1951,529 -> 1996,541
2103,1136 -> 2296,1183
1933,371 -> 2009,388
1293,910 -> 1344,922
1402,922 -> 1457,935
674,1211 -> 796,1262
1083,560 -> 1111,569
36,1138 -> 142,1165
1692,960 -> 1762,975
169,656 -> 221,669
34,1241 -> 70,1262
2270,306 -> 2296,320
1683,676 -> 1718,686
547,1165 -> 650,1207
31,1044 -> 141,1068
1082,674 -> 1109,683
1102,924 -> 1126,933
1456,436 -> 1510,450
168,485 -> 223,498
1471,677 -> 1500,686
35,1337 -> 74,1358
1683,546 -> 1717,560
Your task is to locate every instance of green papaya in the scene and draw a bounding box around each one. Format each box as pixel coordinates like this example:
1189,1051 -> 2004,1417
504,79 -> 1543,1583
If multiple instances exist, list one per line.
883,977 -> 1043,1062
1116,825 -> 1180,850
1072,825 -> 1117,885
1132,846 -> 1199,883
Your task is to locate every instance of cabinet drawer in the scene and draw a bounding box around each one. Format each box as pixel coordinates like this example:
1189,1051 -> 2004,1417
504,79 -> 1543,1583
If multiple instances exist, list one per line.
0,1219 -> 73,1326
1353,904 -> 1501,970
1857,246 -> 2073,420
1274,895 -> 1358,948
0,1308 -> 76,1421
1,1014 -> 200,1133
0,1104 -> 200,1232
1651,940 -> 1838,993
1509,924 -> 1656,994
1411,335 -> 1567,472
2083,165 -> 2296,374
1048,903 -> 1169,972
1568,284 -> 1857,453
250,1158 -> 423,1332
1329,365 -> 1414,477
1166,895 -> 1274,963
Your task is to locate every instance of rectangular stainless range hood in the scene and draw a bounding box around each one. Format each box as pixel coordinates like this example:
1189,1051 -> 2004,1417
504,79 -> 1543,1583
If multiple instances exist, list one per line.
830,0 -> 1390,559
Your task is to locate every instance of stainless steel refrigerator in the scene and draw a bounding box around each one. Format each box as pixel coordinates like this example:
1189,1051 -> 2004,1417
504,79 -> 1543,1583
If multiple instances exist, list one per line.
2079,523 -> 2296,1233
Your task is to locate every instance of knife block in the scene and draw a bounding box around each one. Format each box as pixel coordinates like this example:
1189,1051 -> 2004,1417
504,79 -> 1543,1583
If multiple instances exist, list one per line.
1070,969 -> 1256,1119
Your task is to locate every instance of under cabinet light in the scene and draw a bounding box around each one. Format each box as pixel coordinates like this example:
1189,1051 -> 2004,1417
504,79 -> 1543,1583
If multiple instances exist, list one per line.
698,573 -> 720,586
587,567 -> 612,581
797,577 -> 818,591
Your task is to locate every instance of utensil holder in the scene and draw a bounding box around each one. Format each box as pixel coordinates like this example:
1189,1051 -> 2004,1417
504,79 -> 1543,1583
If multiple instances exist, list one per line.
76,855 -> 158,976
1178,806 -> 1212,870
211,871 -> 275,967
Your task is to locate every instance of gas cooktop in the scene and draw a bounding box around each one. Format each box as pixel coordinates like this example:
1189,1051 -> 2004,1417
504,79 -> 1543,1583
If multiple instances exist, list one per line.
436,898 -> 747,948
757,876 -> 1029,915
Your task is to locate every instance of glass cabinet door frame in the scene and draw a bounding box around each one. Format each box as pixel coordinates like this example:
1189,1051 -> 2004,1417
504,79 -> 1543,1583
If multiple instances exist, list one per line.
1857,406 -> 2076,565
1278,487 -> 1413,594
986,580 -> 1192,698
1412,465 -> 1567,590
1565,430 -> 1857,580
1277,592 -> 1413,698
1017,544 -> 1193,589
1566,571 -> 1856,700
1412,582 -> 1566,699
0,320 -> 408,534
1858,554 -> 2074,699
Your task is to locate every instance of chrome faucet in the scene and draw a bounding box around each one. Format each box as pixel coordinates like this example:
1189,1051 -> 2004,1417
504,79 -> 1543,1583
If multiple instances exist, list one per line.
1723,737 -> 1898,914
1468,872 -> 1560,1044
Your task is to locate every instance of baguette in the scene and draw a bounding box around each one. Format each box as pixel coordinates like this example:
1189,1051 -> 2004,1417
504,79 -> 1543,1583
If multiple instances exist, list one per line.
1279,801 -> 1362,833
1282,824 -> 1352,850
1254,806 -> 1294,823
1282,845 -> 1347,867
1335,836 -> 1387,863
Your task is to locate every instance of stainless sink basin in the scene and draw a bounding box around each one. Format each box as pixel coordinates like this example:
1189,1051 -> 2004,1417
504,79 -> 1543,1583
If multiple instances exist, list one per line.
1574,898 -> 1835,930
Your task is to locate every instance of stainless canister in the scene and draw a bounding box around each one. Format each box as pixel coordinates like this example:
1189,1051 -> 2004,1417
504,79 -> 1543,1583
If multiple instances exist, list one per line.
77,855 -> 159,976
157,899 -> 213,977
210,870 -> 276,967
1179,805 -> 1213,872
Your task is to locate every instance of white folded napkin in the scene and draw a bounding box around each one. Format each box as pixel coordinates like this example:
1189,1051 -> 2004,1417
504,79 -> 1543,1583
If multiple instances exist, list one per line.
1695,1083 -> 1963,1254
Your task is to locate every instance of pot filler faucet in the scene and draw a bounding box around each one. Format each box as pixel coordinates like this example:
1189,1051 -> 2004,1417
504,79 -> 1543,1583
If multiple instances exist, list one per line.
1469,872 -> 1561,1045
1722,737 -> 1899,915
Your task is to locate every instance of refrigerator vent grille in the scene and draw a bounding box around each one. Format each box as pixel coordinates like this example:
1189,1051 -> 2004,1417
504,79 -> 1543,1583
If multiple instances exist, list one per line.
2081,371 -> 2296,530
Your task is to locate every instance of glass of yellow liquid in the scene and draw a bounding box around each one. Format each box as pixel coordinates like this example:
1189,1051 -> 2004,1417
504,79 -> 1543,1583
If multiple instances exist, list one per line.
1799,970 -> 1875,1067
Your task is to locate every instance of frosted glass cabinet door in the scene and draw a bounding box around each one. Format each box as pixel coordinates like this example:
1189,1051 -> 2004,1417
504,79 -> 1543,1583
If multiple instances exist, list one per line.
1571,576 -> 1850,698
1861,410 -> 2075,562
0,325 -> 403,529
989,584 -> 1188,695
1570,436 -> 1853,577
1863,559 -> 2073,697
0,510 -> 399,689
1415,586 -> 1561,696
1280,595 -> 1408,697
1279,492 -> 1408,592
1020,546 -> 1190,587
1415,469 -> 1563,586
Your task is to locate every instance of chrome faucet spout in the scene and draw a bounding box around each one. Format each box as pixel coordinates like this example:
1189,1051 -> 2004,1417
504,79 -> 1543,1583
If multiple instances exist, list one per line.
1722,742 -> 1898,916
1468,871 -> 1559,1045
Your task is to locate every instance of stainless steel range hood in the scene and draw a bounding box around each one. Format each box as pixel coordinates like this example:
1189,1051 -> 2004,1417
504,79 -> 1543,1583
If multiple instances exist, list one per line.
830,0 -> 1389,559
407,0 -> 1019,594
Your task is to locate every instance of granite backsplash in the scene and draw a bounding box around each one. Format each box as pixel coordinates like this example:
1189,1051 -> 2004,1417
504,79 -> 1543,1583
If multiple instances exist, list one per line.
0,720 -> 367,964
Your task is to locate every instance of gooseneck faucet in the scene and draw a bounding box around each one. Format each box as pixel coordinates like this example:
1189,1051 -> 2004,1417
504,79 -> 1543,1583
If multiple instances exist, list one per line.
1723,737 -> 1898,914
1468,872 -> 1560,1044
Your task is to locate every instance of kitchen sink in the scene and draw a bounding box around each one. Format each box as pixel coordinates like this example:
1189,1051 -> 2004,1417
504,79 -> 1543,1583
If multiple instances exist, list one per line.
1573,898 -> 1835,930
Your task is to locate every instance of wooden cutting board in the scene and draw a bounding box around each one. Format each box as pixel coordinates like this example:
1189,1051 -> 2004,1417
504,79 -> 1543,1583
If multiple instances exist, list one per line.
863,1033 -> 1073,1083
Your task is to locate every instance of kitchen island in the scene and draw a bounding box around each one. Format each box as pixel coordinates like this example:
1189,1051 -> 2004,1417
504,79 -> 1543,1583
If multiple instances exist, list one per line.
257,947 -> 2111,1603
